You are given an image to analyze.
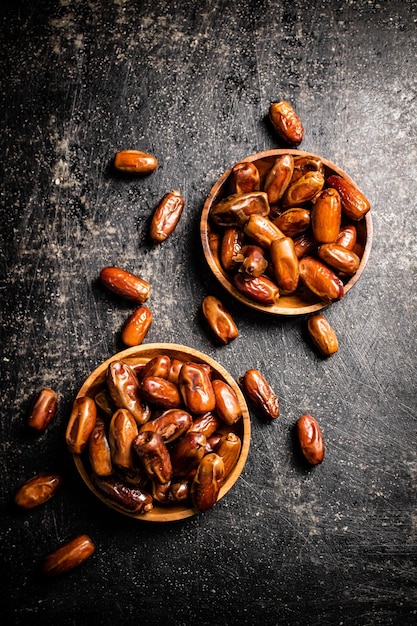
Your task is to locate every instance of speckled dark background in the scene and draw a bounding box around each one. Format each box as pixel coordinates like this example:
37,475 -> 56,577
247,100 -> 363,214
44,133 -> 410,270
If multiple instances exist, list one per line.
1,1 -> 416,625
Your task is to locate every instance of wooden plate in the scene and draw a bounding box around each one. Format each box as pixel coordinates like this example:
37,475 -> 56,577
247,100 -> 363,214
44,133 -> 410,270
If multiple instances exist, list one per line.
72,343 -> 251,522
200,149 -> 373,316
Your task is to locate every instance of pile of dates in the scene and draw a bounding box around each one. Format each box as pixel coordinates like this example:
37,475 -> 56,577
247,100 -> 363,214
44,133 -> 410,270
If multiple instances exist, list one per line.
210,153 -> 371,305
65,354 -> 244,515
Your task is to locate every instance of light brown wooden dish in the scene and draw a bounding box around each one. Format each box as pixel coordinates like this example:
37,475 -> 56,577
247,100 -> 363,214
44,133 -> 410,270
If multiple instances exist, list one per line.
72,343 -> 251,522
200,149 -> 373,316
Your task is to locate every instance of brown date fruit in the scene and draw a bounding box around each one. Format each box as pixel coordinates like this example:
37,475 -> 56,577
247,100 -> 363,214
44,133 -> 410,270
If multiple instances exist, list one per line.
292,232 -> 318,259
229,161 -> 261,194
189,412 -> 222,438
88,417 -> 113,476
326,174 -> 370,221
94,389 -> 115,418
210,191 -> 270,227
121,306 -> 153,347
263,154 -> 294,204
270,236 -> 299,294
14,473 -> 62,510
318,243 -> 360,276
109,408 -> 139,469
299,256 -> 344,301
282,171 -> 325,208
307,313 -> 339,357
140,376 -> 181,409
233,273 -> 280,306
140,408 -> 192,443
335,224 -> 357,250
202,295 -> 239,345
214,432 -> 242,479
211,379 -> 242,425
169,479 -> 191,503
92,474 -> 153,513
133,431 -> 172,484
113,149 -> 157,174
27,388 -> 58,432
150,189 -> 185,243
220,227 -> 245,272
311,187 -> 342,243
167,359 -> 184,385
191,453 -> 225,512
236,245 -> 268,278
238,369 -> 280,420
41,534 -> 95,577
243,214 -> 285,249
296,414 -> 325,465
100,266 -> 151,303
179,362 -> 216,414
291,155 -> 325,183
138,354 -> 171,381
269,101 -> 304,146
107,360 -> 150,425
273,207 -> 311,238
66,396 -> 97,454
170,431 -> 207,477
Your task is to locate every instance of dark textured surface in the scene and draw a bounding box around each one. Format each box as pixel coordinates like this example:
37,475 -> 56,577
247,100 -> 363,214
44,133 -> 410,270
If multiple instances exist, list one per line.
1,1 -> 416,624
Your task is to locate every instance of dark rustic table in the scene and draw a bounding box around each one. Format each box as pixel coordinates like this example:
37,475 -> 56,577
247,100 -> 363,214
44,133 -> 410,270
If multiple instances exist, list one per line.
1,1 -> 416,625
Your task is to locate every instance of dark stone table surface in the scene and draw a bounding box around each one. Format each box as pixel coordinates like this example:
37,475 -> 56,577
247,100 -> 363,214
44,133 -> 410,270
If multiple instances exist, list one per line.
1,1 -> 416,624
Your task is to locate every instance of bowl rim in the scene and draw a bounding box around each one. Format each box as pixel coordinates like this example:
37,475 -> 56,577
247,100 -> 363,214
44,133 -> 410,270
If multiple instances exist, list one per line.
200,149 -> 373,316
72,342 -> 251,522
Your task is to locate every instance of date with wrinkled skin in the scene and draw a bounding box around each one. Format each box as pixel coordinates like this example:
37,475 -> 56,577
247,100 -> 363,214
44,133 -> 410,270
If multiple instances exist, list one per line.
307,313 -> 339,357
41,534 -> 95,577
167,359 -> 184,385
230,161 -> 261,194
121,305 -> 153,347
296,414 -> 325,465
335,224 -> 357,250
263,154 -> 294,204
170,431 -> 207,477
27,388 -> 58,432
150,189 -> 185,243
140,376 -> 182,409
318,243 -> 360,276
14,473 -> 62,510
140,408 -> 193,443
273,207 -> 311,238
214,432 -> 242,480
138,354 -> 171,381
243,214 -> 285,249
270,236 -> 299,294
179,362 -> 216,414
292,232 -> 318,259
191,453 -> 225,512
236,245 -> 268,279
107,360 -> 150,425
282,170 -> 325,208
233,272 -> 280,306
92,474 -> 153,513
168,479 -> 191,503
189,411 -> 221,438
202,295 -> 239,345
94,389 -> 115,418
269,101 -> 304,146
291,155 -> 325,183
299,256 -> 344,301
113,149 -> 157,174
133,431 -> 172,484
311,187 -> 342,243
66,396 -> 97,454
238,369 -> 280,420
211,379 -> 242,425
109,408 -> 139,469
89,417 -> 113,476
326,174 -> 370,221
210,191 -> 270,227
220,227 -> 244,272
100,266 -> 151,303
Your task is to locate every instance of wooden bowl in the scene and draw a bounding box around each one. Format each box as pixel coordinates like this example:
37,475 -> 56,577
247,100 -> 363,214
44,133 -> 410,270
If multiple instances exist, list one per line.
72,343 -> 251,522
200,149 -> 373,316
